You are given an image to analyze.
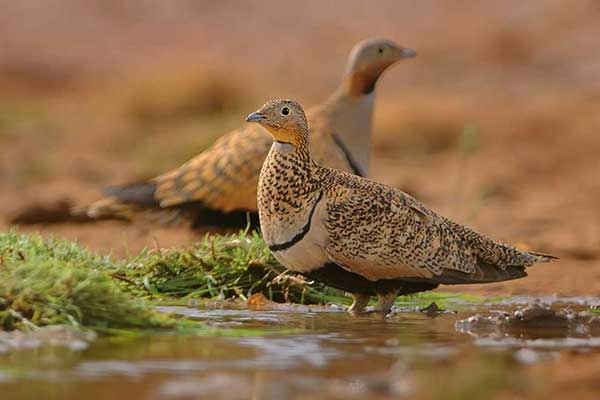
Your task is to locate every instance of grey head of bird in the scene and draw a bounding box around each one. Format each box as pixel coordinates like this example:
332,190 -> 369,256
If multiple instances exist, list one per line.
343,38 -> 416,96
246,99 -> 308,146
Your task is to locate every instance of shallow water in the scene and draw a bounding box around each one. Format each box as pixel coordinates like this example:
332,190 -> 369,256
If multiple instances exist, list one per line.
1,296 -> 599,400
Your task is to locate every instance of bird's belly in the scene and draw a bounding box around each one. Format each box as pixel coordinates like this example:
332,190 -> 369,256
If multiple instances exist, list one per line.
271,236 -> 329,273
267,208 -> 330,273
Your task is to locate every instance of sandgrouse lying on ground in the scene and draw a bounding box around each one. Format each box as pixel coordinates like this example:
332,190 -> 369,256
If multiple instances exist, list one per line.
248,99 -> 556,314
79,39 -> 416,228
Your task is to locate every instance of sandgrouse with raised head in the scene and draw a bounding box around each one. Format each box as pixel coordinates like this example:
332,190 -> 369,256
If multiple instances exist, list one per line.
248,99 -> 556,314
83,39 -> 417,228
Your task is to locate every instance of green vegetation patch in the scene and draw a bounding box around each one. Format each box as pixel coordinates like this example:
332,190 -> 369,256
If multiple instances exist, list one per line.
0,230 -> 343,333
105,230 -> 342,304
0,231 -> 176,332
395,291 -> 493,311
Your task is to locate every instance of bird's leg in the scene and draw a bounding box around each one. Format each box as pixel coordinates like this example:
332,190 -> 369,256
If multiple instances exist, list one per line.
347,293 -> 370,314
373,290 -> 399,314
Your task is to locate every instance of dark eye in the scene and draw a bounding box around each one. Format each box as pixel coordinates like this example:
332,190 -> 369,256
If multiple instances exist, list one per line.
378,47 -> 384,54
281,107 -> 289,116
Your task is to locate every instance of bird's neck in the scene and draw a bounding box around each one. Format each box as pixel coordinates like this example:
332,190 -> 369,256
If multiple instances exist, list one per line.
268,140 -> 314,173
341,67 -> 384,97
262,139 -> 320,197
259,140 -> 320,217
258,140 -> 322,250
321,85 -> 375,176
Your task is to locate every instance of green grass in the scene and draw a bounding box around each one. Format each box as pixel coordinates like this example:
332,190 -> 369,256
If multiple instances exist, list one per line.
0,230 -> 343,333
394,291 -> 493,311
103,229 -> 342,304
0,231 -> 178,332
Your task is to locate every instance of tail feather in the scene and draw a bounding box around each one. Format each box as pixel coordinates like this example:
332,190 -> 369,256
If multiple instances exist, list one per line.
9,199 -> 96,224
526,251 -> 558,263
79,181 -> 159,220
104,181 -> 159,207
445,217 -> 557,269
402,217 -> 559,286
447,261 -> 527,285
404,259 -> 528,286
81,196 -> 141,220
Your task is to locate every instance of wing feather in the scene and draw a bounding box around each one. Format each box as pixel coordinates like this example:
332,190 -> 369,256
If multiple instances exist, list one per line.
321,172 -> 478,282
153,125 -> 272,212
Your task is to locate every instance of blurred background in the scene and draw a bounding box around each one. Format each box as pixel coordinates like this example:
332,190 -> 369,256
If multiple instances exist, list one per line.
1,0 -> 599,295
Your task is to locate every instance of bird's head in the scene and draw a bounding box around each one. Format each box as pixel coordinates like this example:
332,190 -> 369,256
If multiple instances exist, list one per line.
343,38 -> 416,96
246,99 -> 308,146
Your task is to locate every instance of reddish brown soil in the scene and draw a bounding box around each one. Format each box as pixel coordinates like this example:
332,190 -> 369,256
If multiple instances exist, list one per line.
1,1 -> 599,297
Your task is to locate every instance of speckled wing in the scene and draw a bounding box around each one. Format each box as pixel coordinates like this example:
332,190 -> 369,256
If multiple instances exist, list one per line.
152,125 -> 273,212
320,170 -> 480,282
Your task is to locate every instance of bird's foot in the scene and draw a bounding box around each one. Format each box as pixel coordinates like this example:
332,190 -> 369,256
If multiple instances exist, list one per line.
371,291 -> 399,315
347,293 -> 370,314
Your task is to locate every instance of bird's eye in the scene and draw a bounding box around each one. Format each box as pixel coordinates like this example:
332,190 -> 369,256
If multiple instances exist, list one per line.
281,107 -> 290,116
378,47 -> 384,54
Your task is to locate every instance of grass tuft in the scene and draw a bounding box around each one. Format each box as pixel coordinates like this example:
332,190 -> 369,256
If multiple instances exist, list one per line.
0,231 -> 176,332
105,230 -> 343,304
0,230 -> 343,332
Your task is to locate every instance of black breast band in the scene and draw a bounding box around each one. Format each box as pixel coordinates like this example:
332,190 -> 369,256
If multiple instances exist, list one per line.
268,191 -> 324,252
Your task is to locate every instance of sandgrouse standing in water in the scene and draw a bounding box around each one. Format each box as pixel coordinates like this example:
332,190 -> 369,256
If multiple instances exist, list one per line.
80,39 -> 417,228
249,99 -> 556,314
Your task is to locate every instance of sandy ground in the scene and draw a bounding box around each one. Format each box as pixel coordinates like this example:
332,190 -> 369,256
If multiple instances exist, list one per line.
1,2 -> 599,295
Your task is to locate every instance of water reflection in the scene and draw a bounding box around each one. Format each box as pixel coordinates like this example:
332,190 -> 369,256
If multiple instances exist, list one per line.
1,298 -> 599,399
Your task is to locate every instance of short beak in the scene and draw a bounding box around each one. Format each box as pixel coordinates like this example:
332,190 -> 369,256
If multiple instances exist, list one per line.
399,48 -> 417,59
246,112 -> 266,123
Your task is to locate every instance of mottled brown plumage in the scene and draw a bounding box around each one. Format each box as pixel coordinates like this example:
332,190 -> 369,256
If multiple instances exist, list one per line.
83,39 -> 416,228
250,99 -> 556,314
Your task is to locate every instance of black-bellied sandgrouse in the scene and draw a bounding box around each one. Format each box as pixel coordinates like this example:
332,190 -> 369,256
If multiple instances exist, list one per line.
82,39 -> 417,228
248,99 -> 556,314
